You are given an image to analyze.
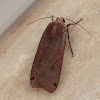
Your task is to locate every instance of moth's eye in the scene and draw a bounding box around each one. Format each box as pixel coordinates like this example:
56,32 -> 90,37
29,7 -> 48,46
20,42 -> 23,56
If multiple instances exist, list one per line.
63,19 -> 65,23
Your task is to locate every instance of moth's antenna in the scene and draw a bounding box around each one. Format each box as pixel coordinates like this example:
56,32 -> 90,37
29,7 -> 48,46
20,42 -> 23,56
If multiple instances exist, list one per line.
27,16 -> 94,37
65,18 -> 94,37
27,16 -> 51,25
53,16 -> 94,37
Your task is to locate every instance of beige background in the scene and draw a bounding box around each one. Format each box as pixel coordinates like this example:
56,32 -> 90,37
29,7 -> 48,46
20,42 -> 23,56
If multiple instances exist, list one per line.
0,0 -> 100,100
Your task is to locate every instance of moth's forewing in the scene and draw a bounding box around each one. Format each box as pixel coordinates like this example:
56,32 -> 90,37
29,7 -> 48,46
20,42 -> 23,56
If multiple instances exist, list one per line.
30,22 -> 67,93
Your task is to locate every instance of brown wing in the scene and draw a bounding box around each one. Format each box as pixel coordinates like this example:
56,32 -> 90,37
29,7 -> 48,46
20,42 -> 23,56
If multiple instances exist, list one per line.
30,21 -> 66,93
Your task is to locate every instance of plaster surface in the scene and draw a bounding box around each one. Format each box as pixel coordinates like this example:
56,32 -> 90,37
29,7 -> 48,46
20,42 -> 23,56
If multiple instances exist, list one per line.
0,0 -> 100,100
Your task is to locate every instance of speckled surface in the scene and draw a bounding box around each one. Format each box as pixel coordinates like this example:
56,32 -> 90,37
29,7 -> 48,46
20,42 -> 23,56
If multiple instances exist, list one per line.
0,0 -> 100,100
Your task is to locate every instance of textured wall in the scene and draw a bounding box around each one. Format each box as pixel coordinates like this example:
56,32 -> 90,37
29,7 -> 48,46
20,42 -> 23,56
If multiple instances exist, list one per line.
0,0 -> 100,100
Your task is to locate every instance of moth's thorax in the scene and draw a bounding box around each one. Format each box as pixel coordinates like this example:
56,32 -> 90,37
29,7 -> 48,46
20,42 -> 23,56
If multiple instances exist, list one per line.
55,17 -> 65,25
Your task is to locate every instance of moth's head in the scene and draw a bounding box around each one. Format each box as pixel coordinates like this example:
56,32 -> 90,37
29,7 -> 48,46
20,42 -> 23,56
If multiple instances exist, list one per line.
56,17 -> 65,24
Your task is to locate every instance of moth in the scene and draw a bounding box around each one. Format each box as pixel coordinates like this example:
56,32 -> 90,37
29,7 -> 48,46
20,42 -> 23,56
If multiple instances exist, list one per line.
30,16 -> 90,93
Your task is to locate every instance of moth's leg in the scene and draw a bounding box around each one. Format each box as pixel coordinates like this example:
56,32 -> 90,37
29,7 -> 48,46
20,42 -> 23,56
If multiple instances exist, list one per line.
67,18 -> 82,27
66,18 -> 82,57
67,27 -> 74,57
51,15 -> 54,21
